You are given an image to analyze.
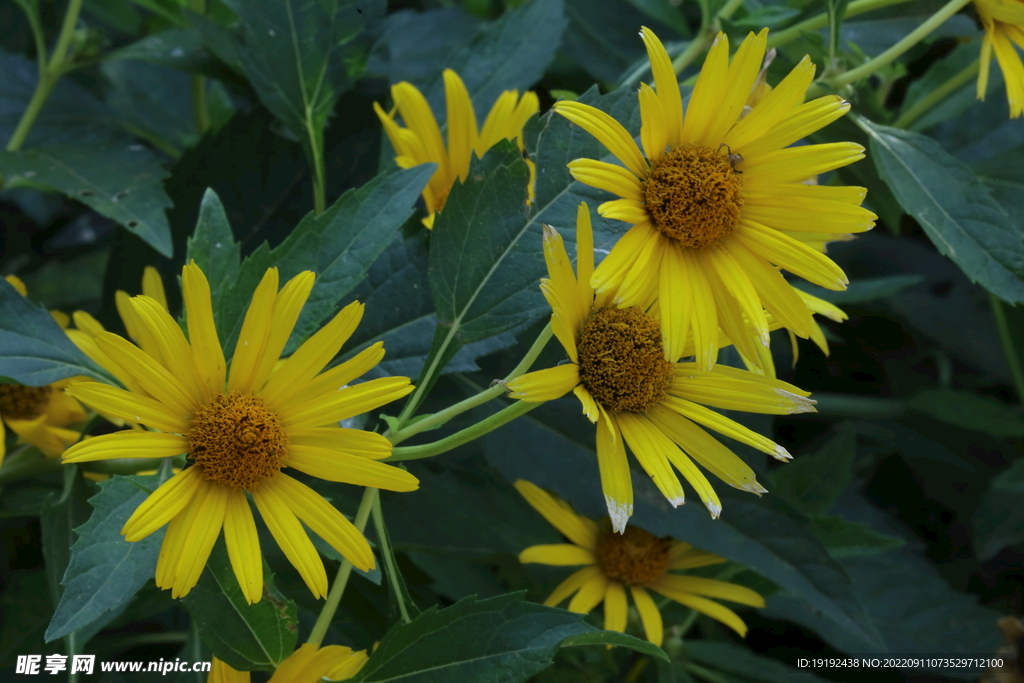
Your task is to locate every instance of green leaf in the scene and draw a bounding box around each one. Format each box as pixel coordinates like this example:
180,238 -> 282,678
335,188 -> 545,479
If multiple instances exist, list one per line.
973,458 -> 1024,559
0,277 -> 116,386
350,593 -> 665,683
214,165 -> 434,359
221,0 -> 385,169
808,515 -> 905,558
770,426 -> 857,516
0,571 -> 58,668
973,143 -> 1024,232
180,540 -> 298,671
340,232 -> 526,381
20,249 -> 109,309
682,641 -> 830,683
480,399 -> 885,650
0,145 -> 173,257
563,0 -> 670,83
860,119 -> 1024,303
901,44 -> 986,133
45,474 -> 166,643
185,188 -> 241,316
794,275 -> 924,305
907,388 -> 1024,438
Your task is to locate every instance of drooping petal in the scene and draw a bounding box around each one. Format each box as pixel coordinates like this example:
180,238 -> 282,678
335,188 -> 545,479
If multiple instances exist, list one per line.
568,572 -> 609,614
543,566 -> 601,607
251,478 -> 329,598
223,487 -> 263,605
596,412 -> 633,533
630,585 -> 664,646
603,581 -> 628,633
616,412 -> 685,507
648,578 -> 752,637
519,543 -> 596,566
660,395 -> 792,461
567,160 -> 646,202
505,364 -> 580,402
121,466 -> 205,541
514,480 -> 598,550
656,574 -> 766,606
167,481 -> 228,598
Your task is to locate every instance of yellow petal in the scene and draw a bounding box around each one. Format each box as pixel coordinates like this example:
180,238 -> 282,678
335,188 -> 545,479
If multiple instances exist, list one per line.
724,241 -> 816,339
141,266 -> 168,311
274,343 -> 387,415
553,101 -> 648,178
567,159 -> 645,201
130,296 -> 206,406
725,56 -> 816,150
251,478 -> 329,598
208,658 -> 249,683
660,395 -> 792,461
280,377 -> 414,431
514,480 -> 598,549
541,224 -> 587,333
613,224 -> 662,308
519,543 -> 596,566
286,444 -> 419,491
260,301 -> 364,408
599,198 -> 651,224
648,578 -> 752,637
288,427 -> 392,460
223,487 -> 263,605
742,142 -> 865,186
591,221 -> 656,299
116,290 -> 164,364
734,220 -> 849,290
638,82 -> 668,163
266,474 -> 375,572
544,566 -> 601,607
228,268 -> 279,394
616,412 -> 685,507
392,81 -> 452,187
656,574 -> 765,606
249,271 -> 315,395
94,332 -> 196,418
703,29 -> 768,146
182,263 -> 226,401
681,32 -> 731,145
704,246 -> 770,348
680,249 -> 719,372
505,364 -> 580,402
596,412 -> 632,533
62,430 -> 188,464
575,202 -> 595,307
568,572 -> 609,614
443,69 -> 477,182
742,194 -> 876,235
603,581 -> 628,633
641,26 -> 683,147
4,274 -> 27,296
741,96 -> 851,160
168,481 -> 228,598
121,466 -> 205,541
573,385 -> 600,423
630,585 -> 663,646
658,242 -> 691,362
66,382 -> 190,434
670,364 -> 816,414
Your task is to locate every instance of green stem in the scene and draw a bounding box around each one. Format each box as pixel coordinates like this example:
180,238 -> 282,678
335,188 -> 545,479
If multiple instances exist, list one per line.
189,0 -> 209,136
6,0 -> 84,151
768,0 -> 913,49
387,324 -> 552,445
671,0 -> 746,75
892,58 -> 980,129
307,487 -> 378,647
989,292 -> 1024,402
13,0 -> 48,75
810,391 -> 908,418
371,494 -> 411,624
306,107 -> 327,215
823,0 -> 973,90
387,399 -> 542,462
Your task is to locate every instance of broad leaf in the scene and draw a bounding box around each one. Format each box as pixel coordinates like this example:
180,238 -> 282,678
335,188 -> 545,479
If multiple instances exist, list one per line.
213,165 -> 434,358
974,458 -> 1024,559
682,641 -> 830,683
180,540 -> 298,671
350,593 -> 666,683
771,426 -> 857,516
185,188 -> 242,318
861,119 -> 1024,303
0,145 -> 173,257
0,277 -> 116,386
480,397 -> 885,650
221,0 -> 385,169
908,389 -> 1024,438
808,516 -> 905,559
46,474 -> 165,642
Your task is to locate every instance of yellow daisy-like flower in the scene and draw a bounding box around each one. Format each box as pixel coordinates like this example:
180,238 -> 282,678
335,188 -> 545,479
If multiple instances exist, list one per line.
374,68 -> 539,228
554,27 -> 875,369
0,275 -> 87,464
60,262 -> 419,603
515,480 -> 764,646
975,0 -> 1024,118
208,644 -> 368,683
505,204 -> 814,529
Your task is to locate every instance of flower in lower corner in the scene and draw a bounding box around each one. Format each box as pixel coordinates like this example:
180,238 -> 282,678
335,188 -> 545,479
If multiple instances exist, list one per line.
554,27 -> 874,370
0,275 -> 87,464
374,68 -> 539,228
974,0 -> 1024,117
515,480 -> 764,646
208,644 -> 368,683
60,262 -> 419,603
505,204 -> 814,529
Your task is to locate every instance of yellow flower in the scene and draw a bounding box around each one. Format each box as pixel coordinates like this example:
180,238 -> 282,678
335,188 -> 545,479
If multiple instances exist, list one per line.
208,643 -> 368,683
0,275 -> 87,464
554,27 -> 874,370
975,0 -> 1024,117
505,204 -> 814,528
515,480 -> 764,646
61,263 -> 419,603
374,69 -> 539,228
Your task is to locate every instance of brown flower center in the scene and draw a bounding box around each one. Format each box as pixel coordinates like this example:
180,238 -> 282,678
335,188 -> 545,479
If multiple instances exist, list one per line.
188,392 -> 288,489
645,145 -> 744,249
576,308 -> 673,413
0,384 -> 52,420
595,524 -> 672,585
